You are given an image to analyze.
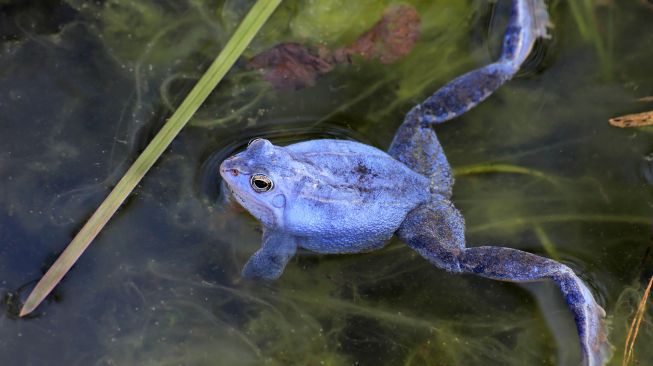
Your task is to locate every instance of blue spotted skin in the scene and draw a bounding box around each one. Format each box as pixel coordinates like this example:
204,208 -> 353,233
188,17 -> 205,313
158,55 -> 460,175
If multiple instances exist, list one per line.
220,1 -> 611,365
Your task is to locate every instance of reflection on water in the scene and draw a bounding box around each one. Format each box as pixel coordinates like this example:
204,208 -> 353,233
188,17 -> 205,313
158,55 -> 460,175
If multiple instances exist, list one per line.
1,1 -> 652,365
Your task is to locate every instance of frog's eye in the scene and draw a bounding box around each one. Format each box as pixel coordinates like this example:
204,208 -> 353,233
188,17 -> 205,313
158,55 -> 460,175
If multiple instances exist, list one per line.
250,174 -> 273,193
247,138 -> 263,147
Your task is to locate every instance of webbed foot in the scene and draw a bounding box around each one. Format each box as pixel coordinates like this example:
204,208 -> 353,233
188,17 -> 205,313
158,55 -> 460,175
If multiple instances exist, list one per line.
560,273 -> 612,366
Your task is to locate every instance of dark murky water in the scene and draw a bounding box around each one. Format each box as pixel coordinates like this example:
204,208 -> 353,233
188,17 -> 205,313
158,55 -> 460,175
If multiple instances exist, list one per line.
1,1 -> 652,365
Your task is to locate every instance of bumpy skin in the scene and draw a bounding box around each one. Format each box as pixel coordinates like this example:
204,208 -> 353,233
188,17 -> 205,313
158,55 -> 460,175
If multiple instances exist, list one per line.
220,1 -> 611,365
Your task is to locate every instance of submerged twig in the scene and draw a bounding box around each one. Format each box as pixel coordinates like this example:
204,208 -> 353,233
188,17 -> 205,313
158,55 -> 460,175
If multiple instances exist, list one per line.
622,275 -> 653,366
19,0 -> 282,317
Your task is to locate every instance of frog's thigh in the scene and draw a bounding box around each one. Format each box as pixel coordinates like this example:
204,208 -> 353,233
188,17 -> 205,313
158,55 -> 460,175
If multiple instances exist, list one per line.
396,198 -> 465,272
388,110 -> 454,197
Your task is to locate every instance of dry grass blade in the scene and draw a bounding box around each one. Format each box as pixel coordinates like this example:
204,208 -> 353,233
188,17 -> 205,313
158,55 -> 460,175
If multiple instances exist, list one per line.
622,275 -> 653,366
609,110 -> 653,128
19,0 -> 282,317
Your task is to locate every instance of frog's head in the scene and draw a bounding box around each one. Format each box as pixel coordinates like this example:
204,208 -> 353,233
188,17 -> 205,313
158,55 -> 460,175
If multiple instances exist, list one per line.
219,138 -> 296,228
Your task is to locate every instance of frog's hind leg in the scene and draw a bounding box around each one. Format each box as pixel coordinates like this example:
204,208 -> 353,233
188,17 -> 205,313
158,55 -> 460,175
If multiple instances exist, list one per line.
388,110 -> 454,197
397,199 -> 612,366
415,0 -> 552,125
389,0 -> 551,196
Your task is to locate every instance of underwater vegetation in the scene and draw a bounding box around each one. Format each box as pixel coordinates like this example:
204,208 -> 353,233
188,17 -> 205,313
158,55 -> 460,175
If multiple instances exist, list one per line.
0,0 -> 652,365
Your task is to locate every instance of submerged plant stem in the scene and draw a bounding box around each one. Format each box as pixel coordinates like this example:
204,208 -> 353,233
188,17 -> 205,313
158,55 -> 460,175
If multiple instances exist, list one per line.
19,0 -> 282,317
567,0 -> 613,80
532,224 -> 561,260
454,163 -> 560,186
468,214 -> 651,234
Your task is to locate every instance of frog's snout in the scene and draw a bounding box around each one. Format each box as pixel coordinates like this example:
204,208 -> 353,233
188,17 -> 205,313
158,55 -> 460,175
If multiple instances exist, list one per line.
219,159 -> 240,180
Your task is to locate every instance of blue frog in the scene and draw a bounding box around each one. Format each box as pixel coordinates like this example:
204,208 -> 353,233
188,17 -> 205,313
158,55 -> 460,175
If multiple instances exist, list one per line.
219,1 -> 611,364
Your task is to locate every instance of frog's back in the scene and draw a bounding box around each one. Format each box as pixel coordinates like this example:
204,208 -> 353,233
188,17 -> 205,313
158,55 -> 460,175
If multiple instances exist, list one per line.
284,139 -> 430,253
287,139 -> 389,158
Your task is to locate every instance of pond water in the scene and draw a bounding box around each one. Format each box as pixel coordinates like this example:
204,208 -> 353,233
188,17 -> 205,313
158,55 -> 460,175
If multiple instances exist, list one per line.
1,0 -> 652,365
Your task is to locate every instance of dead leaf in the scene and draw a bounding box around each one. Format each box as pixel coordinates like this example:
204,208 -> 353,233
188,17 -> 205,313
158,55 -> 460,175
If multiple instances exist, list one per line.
247,43 -> 332,90
609,111 -> 653,128
248,4 -> 421,90
343,4 -> 421,64
642,0 -> 653,10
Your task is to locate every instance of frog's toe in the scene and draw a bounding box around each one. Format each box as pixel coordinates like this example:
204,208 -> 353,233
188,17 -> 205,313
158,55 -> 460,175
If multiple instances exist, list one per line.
582,302 -> 612,366
529,0 -> 554,39
241,262 -> 277,280
240,231 -> 298,280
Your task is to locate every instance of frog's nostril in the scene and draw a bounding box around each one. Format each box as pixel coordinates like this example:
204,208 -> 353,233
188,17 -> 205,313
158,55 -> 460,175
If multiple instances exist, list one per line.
219,161 -> 238,177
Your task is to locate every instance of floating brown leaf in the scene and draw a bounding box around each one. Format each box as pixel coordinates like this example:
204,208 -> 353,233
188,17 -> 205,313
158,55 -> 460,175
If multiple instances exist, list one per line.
248,4 -> 421,90
642,0 -> 653,10
247,43 -> 332,90
609,111 -> 653,128
342,4 -> 421,64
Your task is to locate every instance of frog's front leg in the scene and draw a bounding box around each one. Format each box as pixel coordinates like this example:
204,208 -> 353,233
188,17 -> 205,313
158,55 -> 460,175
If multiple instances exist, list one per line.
398,199 -> 612,366
241,230 -> 297,280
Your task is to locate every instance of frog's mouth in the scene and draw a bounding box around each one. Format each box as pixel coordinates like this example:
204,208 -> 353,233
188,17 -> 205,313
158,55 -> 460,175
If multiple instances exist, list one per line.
226,185 -> 276,228
219,183 -> 245,212
228,188 -> 246,208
